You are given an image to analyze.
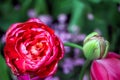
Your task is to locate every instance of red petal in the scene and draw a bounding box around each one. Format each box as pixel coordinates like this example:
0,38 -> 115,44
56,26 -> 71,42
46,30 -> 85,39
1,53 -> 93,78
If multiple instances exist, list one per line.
91,60 -> 109,80
6,23 -> 21,39
14,59 -> 26,73
26,18 -> 43,23
91,57 -> 120,80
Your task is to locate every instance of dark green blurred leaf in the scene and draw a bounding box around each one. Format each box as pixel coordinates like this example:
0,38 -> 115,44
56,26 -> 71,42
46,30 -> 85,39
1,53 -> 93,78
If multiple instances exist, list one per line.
84,2 -> 119,39
68,0 -> 87,33
0,54 -> 10,80
20,0 -> 32,13
50,0 -> 73,17
56,71 -> 74,80
0,0 -> 32,32
34,0 -> 48,14
88,0 -> 101,3
0,19 -> 12,31
102,0 -> 120,3
112,0 -> 120,3
110,28 -> 120,52
0,1 -> 13,17
93,18 -> 108,39
0,42 -> 1,51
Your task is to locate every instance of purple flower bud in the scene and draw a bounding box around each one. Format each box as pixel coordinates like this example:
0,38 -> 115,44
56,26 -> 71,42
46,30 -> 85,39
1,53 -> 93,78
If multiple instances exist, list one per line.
38,15 -> 52,25
73,58 -> 85,66
70,25 -> 80,34
65,46 -> 71,53
118,5 -> 120,12
1,35 -> 5,43
58,14 -> 67,24
87,13 -> 94,20
83,74 -> 89,80
74,48 -> 81,58
28,9 -> 36,18
55,32 -> 72,43
45,76 -> 60,80
62,58 -> 74,74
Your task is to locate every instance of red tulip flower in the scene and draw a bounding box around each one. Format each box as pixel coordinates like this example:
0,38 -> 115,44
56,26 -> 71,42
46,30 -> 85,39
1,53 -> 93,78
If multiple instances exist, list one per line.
4,18 -> 64,79
91,52 -> 120,80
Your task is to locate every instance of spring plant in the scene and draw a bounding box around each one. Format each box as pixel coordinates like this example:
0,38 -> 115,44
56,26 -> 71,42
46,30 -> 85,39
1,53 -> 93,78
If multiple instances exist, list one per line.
3,18 -> 120,80
1,0 -> 120,80
65,32 -> 120,80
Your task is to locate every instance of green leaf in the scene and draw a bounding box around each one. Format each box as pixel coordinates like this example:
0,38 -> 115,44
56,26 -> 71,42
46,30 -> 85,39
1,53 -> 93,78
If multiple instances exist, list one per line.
0,42 -> 10,80
34,0 -> 48,14
102,0 -> 120,3
20,0 -> 32,13
0,19 -> 12,31
68,0 -> 86,33
50,0 -> 73,17
112,0 -> 120,3
0,1 -> 13,17
86,18 -> 108,39
110,29 -> 120,51
88,0 -> 101,3
0,54 -> 10,80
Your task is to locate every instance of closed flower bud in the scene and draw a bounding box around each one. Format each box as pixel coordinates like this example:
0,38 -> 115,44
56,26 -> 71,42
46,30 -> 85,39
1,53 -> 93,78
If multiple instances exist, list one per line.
83,32 -> 109,60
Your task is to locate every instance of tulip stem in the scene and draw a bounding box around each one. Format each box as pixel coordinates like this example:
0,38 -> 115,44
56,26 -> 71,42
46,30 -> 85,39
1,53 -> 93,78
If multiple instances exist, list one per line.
79,59 -> 91,80
64,42 -> 83,50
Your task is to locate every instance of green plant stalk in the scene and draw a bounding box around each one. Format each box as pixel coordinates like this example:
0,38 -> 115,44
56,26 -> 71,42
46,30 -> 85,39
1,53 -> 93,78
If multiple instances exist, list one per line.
64,42 -> 83,50
79,59 -> 91,80
64,42 -> 90,80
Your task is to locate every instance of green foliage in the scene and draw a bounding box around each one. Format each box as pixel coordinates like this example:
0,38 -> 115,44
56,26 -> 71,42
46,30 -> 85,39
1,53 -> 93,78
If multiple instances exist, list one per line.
43,0 -> 73,19
0,54 -> 10,80
0,0 -> 120,80
68,0 -> 87,33
34,0 -> 48,14
0,42 -> 10,80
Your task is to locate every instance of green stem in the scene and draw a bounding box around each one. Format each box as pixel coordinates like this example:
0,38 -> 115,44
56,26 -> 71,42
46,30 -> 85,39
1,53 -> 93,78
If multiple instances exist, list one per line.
64,42 -> 83,50
79,59 -> 91,80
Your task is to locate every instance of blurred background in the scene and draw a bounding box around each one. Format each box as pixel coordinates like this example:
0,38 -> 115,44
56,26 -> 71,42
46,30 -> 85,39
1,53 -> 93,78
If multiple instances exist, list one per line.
0,0 -> 120,80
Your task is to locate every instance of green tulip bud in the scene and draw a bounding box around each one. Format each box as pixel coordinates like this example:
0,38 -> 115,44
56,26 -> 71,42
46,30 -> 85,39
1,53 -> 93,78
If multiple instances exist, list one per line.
83,32 -> 109,60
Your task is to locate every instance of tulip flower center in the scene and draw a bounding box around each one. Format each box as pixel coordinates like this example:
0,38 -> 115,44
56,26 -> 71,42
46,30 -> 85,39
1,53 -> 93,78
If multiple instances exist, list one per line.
31,42 -> 43,56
